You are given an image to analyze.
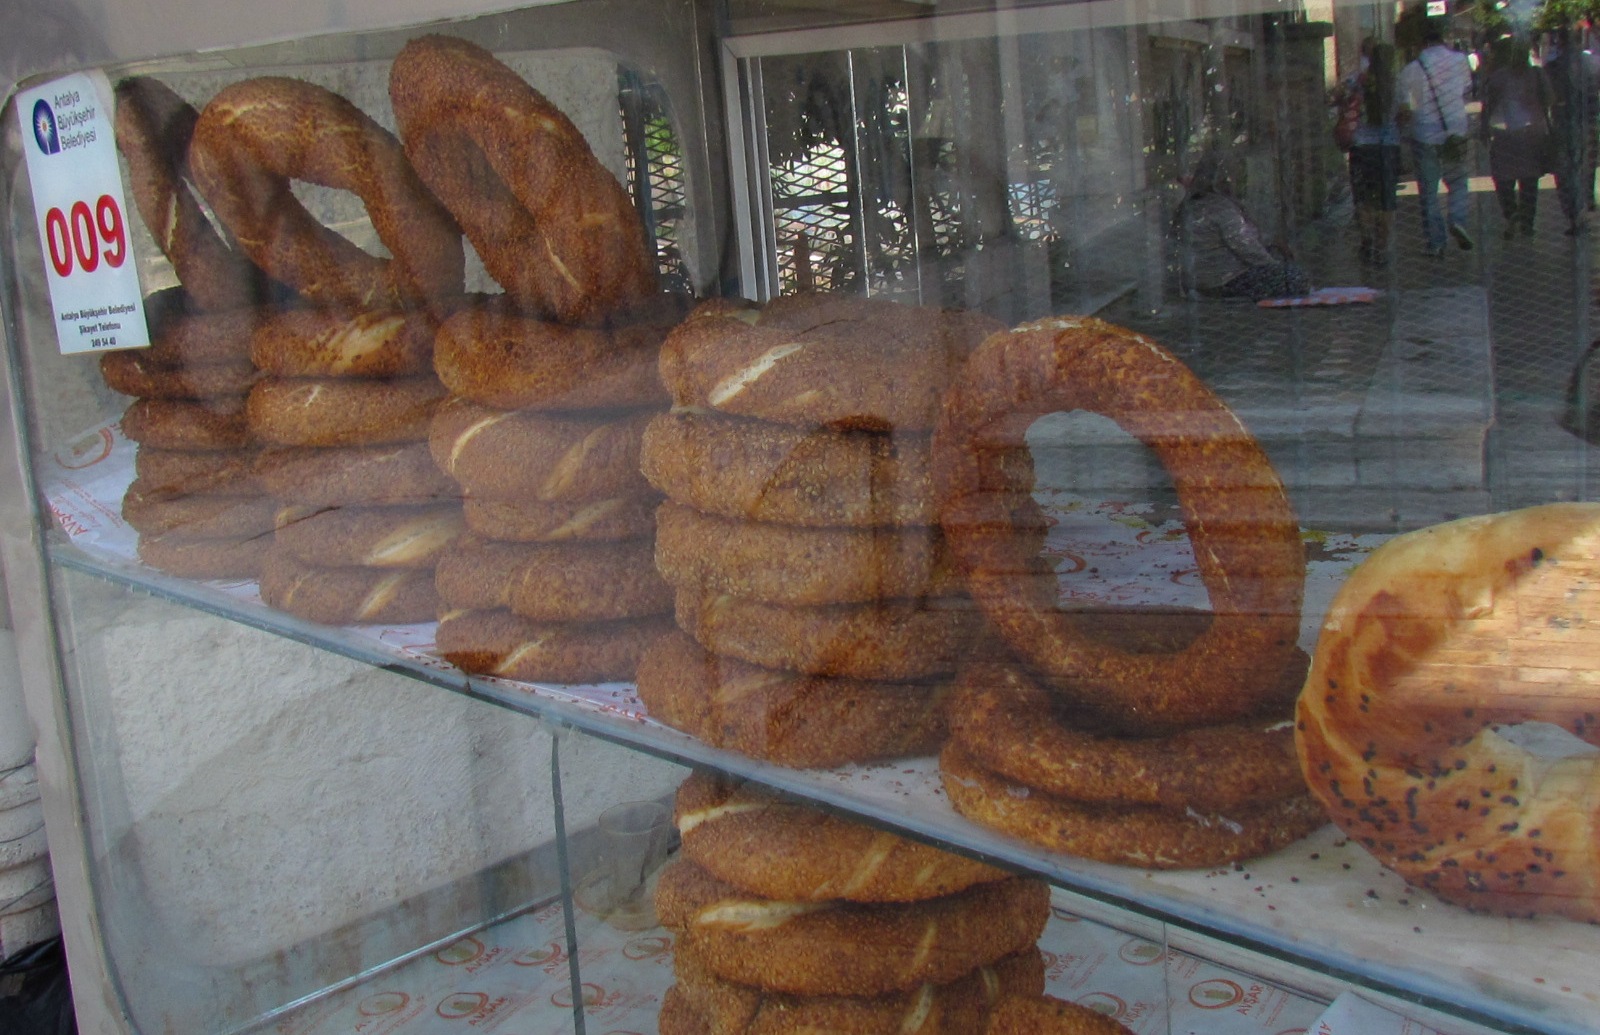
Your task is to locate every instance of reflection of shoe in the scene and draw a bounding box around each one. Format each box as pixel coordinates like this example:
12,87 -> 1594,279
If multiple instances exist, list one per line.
1448,223 -> 1475,250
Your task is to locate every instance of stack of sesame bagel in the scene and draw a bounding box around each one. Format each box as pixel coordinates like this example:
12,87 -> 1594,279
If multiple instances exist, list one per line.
387,35 -> 678,682
635,293 -> 1024,765
108,80 -> 278,580
657,770 -> 1055,1034
104,295 -> 275,579
929,317 -> 1326,868
170,68 -> 470,625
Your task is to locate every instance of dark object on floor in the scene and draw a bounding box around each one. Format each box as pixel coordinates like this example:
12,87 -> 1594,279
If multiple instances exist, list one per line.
0,937 -> 75,1035
1560,338 -> 1600,444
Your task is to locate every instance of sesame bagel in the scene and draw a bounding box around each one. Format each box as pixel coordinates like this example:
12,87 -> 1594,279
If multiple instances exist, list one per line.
247,375 -> 447,447
654,501 -> 959,606
100,349 -> 259,400
635,630 -> 947,767
433,535 -> 672,621
254,442 -> 459,507
428,399 -> 656,502
189,76 -> 464,308
435,608 -> 674,684
121,483 -> 275,539
462,494 -> 659,542
933,316 -> 1307,729
655,860 -> 1050,997
257,550 -> 440,626
133,448 -> 260,497
433,303 -> 671,411
641,410 -> 946,528
389,35 -> 656,323
667,940 -> 1045,1035
939,741 -> 1325,870
945,661 -> 1307,810
137,530 -> 272,580
673,770 -> 1009,902
272,503 -> 464,569
674,587 -> 982,680
251,309 -> 437,378
112,77 -> 270,312
120,398 -> 251,451
659,293 -> 1003,431
984,994 -> 1135,1035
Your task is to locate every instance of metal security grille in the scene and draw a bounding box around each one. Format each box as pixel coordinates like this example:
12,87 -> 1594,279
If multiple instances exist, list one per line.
620,72 -> 691,294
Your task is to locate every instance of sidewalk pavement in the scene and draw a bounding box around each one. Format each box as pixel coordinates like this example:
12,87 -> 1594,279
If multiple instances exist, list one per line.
1086,177 -> 1600,534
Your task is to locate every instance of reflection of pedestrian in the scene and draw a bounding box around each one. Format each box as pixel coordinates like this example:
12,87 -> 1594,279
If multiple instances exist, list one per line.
1176,152 -> 1311,301
1346,42 -> 1402,264
1481,38 -> 1551,238
1399,22 -> 1475,256
1545,29 -> 1600,235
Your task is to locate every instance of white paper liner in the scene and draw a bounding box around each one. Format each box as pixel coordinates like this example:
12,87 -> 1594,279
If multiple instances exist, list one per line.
268,888 -> 1329,1035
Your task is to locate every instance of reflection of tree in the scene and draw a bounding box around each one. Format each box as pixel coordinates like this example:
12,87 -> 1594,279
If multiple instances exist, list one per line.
763,51 -> 916,290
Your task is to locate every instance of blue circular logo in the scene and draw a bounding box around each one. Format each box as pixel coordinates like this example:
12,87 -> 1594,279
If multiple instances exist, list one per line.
32,99 -> 60,155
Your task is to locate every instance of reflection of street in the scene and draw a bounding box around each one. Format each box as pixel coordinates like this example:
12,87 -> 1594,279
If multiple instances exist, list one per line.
1102,172 -> 1600,531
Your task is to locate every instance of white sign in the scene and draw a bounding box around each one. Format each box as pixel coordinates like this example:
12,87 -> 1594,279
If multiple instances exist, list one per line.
15,70 -> 150,355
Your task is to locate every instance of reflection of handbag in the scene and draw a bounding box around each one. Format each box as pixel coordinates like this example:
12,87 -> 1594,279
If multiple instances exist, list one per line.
1422,54 -> 1470,165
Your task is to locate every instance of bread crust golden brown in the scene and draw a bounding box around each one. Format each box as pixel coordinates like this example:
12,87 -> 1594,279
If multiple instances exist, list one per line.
635,630 -> 947,767
433,304 -> 670,411
1296,502 -> 1600,922
389,35 -> 656,323
668,941 -> 1045,1035
121,398 -> 252,451
429,399 -> 656,502
642,410 -> 993,528
654,501 -> 959,606
462,494 -> 659,543
433,535 -> 671,621
251,309 -> 437,378
189,76 -> 464,309
658,293 -> 1004,432
137,530 -> 272,580
247,375 -> 447,447
435,608 -> 673,683
272,503 -> 463,569
113,77 -> 270,311
673,587 -> 981,681
100,350 -> 259,400
939,741 -> 1325,869
254,442 -> 459,507
933,316 -> 1306,729
656,860 -> 1050,997
983,994 -> 1135,1035
946,662 -> 1307,810
257,550 -> 440,625
133,448 -> 260,497
122,483 -> 275,538
674,770 -> 1009,902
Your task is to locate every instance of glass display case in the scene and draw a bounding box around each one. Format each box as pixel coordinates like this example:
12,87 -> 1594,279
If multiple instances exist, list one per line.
2,0 -> 1598,1033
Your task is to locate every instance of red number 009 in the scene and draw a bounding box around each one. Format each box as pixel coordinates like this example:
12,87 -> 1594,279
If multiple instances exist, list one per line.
44,195 -> 126,277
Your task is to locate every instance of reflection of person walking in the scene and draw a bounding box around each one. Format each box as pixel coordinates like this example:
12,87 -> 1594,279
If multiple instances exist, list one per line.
1345,42 -> 1402,265
1545,29 -> 1600,236
1399,22 -> 1475,256
1481,38 -> 1551,238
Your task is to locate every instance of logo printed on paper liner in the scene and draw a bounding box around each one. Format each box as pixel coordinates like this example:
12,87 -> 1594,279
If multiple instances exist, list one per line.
550,983 -> 608,1009
513,940 -> 567,967
622,935 -> 672,961
53,426 -> 114,469
436,991 -> 490,1019
1117,939 -> 1165,966
1188,978 -> 1246,1009
1075,992 -> 1127,1018
435,935 -> 486,965
356,991 -> 409,1016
